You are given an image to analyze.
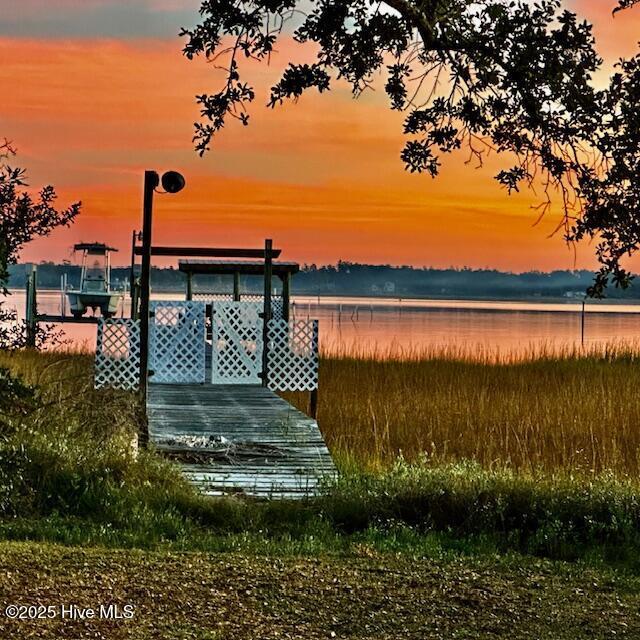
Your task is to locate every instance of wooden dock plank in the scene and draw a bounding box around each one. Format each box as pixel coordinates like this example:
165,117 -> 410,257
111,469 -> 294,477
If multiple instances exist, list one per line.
147,383 -> 336,498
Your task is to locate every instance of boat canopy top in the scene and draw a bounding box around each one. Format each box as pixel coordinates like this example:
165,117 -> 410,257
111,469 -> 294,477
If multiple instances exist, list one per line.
73,242 -> 119,254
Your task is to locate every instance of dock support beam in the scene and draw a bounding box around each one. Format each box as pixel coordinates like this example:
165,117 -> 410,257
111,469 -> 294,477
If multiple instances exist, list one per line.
129,230 -> 137,297
138,170 -> 159,446
131,280 -> 140,320
25,264 -> 37,348
282,272 -> 291,322
233,271 -> 241,302
308,320 -> 319,418
186,272 -> 193,301
261,239 -> 273,388
130,230 -> 140,319
308,390 -> 318,420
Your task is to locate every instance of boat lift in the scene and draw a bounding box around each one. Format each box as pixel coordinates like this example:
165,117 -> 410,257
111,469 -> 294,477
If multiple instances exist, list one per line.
66,243 -> 123,319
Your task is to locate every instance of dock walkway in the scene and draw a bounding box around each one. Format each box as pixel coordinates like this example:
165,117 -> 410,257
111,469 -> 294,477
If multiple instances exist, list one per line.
147,384 -> 336,498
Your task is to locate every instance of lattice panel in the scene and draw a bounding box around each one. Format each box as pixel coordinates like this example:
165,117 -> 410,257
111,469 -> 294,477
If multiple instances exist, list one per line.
239,294 -> 283,321
271,297 -> 284,321
240,293 -> 282,304
212,301 -> 263,384
192,292 -> 233,302
94,319 -> 140,391
192,292 -> 283,316
149,301 -> 206,383
267,319 -> 319,391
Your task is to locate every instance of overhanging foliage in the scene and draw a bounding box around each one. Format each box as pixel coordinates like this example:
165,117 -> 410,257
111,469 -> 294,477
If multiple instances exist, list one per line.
182,0 -> 640,296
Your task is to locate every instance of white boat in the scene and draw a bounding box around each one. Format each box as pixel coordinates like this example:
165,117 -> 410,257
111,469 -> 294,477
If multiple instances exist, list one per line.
66,243 -> 123,318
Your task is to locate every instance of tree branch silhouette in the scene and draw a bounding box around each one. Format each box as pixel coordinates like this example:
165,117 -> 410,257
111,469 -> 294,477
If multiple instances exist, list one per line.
182,0 -> 640,296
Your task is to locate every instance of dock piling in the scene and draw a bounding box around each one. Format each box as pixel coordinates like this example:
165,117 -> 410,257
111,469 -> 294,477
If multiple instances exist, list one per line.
25,264 -> 37,347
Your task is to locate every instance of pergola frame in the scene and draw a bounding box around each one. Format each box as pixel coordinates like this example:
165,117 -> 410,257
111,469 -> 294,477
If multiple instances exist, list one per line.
178,258 -> 299,320
131,236 -> 283,400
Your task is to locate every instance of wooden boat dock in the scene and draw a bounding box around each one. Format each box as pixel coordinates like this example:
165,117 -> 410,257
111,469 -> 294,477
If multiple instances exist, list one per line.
94,234 -> 335,499
147,384 -> 336,499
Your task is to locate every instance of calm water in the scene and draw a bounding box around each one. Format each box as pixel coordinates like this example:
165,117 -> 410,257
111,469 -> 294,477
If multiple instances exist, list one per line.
6,290 -> 640,358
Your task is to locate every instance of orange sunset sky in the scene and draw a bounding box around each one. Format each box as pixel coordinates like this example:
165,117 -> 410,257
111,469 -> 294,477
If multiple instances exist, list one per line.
1,0 -> 639,271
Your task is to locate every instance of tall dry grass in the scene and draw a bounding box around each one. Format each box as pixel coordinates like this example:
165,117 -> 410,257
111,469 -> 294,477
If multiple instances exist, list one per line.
5,348 -> 640,562
286,342 -> 640,474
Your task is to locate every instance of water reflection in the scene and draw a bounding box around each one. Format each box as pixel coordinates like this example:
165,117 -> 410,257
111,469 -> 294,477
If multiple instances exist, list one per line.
6,291 -> 640,359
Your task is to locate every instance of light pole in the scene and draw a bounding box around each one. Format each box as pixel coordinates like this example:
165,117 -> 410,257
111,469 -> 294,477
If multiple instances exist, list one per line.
138,170 -> 186,427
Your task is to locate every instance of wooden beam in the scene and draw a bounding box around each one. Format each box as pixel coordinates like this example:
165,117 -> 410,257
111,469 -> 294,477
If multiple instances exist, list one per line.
134,246 -> 282,259
233,272 -> 240,301
308,389 -> 318,420
25,265 -> 37,347
138,170 -> 158,447
37,314 -> 100,324
178,261 -> 298,277
308,321 -> 319,418
131,280 -> 140,320
129,229 -> 137,295
186,272 -> 193,301
282,272 -> 291,322
261,239 -> 273,387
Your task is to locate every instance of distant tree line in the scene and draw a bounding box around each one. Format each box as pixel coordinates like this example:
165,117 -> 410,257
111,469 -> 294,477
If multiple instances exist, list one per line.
296,262 -> 639,299
8,261 -> 640,300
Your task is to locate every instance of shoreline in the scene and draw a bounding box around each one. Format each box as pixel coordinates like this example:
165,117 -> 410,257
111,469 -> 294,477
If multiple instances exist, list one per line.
9,289 -> 640,315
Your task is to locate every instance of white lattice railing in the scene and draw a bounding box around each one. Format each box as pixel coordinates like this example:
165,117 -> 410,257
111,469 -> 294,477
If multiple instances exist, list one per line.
94,319 -> 141,391
191,292 -> 234,302
94,306 -> 317,392
242,294 -> 284,321
149,301 -> 206,384
192,292 -> 283,318
271,298 -> 284,321
212,301 -> 263,384
267,319 -> 319,391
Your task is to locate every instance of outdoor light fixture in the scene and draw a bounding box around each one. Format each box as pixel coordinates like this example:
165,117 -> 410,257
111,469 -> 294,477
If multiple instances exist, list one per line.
138,168 -> 187,403
160,171 -> 186,194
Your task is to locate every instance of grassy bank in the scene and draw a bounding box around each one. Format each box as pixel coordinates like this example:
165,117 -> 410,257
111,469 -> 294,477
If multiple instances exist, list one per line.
2,349 -> 640,569
286,344 -> 640,473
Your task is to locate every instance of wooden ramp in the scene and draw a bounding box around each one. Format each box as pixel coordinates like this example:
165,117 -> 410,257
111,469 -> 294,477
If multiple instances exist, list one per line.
147,384 -> 336,499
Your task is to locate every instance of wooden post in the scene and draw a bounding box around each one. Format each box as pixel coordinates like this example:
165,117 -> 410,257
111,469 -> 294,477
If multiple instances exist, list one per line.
282,272 -> 291,322
581,298 -> 586,347
30,264 -> 37,345
186,272 -> 193,301
129,229 -> 137,295
308,321 -> 319,418
261,239 -> 273,387
131,279 -> 140,320
233,271 -> 240,301
138,170 -> 159,434
60,274 -> 66,318
25,264 -> 37,347
308,389 -> 318,420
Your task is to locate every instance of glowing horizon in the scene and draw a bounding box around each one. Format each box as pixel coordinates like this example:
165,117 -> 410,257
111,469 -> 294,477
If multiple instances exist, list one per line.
1,1 -> 639,272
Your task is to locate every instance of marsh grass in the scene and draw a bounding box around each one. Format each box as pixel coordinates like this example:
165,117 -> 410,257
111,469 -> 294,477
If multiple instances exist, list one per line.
285,342 -> 640,474
3,347 -> 640,566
